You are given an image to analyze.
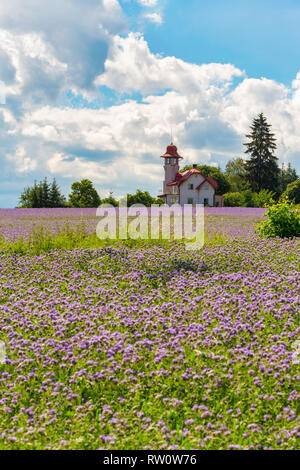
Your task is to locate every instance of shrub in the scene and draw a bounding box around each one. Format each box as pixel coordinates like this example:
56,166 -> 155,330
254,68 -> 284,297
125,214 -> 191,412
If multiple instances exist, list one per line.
282,179 -> 300,204
122,190 -> 164,207
252,189 -> 275,208
101,195 -> 119,207
224,189 -> 275,208
257,199 -> 300,238
223,192 -> 245,207
241,189 -> 255,207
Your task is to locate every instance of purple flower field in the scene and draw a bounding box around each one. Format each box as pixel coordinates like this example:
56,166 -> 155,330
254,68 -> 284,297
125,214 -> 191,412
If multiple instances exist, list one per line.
0,207 -> 266,241
0,208 -> 299,450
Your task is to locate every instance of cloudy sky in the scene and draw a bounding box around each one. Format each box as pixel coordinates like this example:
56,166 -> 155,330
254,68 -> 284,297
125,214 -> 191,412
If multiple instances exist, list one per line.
1,0 -> 300,207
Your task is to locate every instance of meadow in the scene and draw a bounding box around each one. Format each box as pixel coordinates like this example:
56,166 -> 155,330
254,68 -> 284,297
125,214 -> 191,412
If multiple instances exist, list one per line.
0,208 -> 299,450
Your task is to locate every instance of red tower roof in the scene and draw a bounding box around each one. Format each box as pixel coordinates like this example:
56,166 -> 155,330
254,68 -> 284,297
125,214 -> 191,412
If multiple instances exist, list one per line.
160,143 -> 183,159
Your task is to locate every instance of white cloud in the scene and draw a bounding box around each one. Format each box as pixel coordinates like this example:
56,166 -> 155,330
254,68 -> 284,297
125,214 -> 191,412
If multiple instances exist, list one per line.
0,4 -> 300,206
47,151 -> 162,189
0,0 -> 126,105
144,13 -> 163,24
221,78 -> 298,160
0,29 -> 67,102
138,0 -> 159,6
96,33 -> 244,95
5,145 -> 37,173
17,56 -> 300,194
47,152 -> 115,182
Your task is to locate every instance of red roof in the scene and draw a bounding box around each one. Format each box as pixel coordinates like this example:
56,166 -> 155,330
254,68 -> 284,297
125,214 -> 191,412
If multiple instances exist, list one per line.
196,177 -> 218,191
160,143 -> 183,159
166,171 -> 218,191
206,176 -> 218,190
177,169 -> 202,186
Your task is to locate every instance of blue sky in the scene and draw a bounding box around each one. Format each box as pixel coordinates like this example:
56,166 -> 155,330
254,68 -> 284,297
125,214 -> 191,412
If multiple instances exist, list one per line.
140,0 -> 300,85
0,0 -> 299,207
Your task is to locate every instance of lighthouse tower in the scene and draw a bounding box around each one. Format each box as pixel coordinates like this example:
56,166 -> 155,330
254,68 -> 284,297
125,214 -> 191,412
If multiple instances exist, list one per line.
161,143 -> 183,195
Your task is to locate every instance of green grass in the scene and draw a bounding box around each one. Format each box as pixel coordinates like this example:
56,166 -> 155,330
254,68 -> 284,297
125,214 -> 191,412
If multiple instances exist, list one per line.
0,223 -> 228,255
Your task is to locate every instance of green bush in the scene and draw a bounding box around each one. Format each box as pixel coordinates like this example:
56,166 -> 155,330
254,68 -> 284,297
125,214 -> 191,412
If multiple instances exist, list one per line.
257,199 -> 300,238
121,190 -> 164,207
252,189 -> 275,208
241,189 -> 255,207
282,179 -> 300,204
223,192 -> 245,207
224,189 -> 276,208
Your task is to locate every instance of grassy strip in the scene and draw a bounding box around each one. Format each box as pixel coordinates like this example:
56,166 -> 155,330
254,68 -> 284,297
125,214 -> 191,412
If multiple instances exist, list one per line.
0,223 -> 228,255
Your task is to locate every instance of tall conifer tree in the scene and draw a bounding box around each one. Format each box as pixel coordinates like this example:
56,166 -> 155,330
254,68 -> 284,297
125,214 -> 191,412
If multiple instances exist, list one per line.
244,113 -> 279,192
49,179 -> 65,207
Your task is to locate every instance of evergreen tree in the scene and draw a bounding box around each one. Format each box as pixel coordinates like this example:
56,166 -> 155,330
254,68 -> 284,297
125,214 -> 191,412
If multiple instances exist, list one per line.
278,162 -> 298,195
19,186 -> 34,208
244,113 -> 279,192
41,178 -> 51,207
19,178 -> 66,208
49,179 -> 66,207
32,181 -> 39,207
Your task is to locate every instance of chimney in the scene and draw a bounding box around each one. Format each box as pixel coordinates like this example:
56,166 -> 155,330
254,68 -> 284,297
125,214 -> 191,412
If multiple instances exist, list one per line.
193,164 -> 197,169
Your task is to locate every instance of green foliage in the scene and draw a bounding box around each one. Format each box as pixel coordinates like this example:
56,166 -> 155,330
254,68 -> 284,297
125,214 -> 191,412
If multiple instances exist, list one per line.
224,189 -> 275,208
49,179 -> 66,207
101,191 -> 119,207
257,199 -> 300,239
124,189 -> 164,207
223,192 -> 245,207
244,113 -> 280,193
241,189 -> 255,207
180,165 -> 230,195
68,179 -> 101,208
225,157 -> 248,192
278,163 -> 298,194
282,179 -> 300,204
101,196 -> 119,207
252,189 -> 275,208
19,178 -> 66,208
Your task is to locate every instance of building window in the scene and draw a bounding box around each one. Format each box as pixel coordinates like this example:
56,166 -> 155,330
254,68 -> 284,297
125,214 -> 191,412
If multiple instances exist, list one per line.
187,198 -> 193,204
188,184 -> 194,190
204,184 -> 209,190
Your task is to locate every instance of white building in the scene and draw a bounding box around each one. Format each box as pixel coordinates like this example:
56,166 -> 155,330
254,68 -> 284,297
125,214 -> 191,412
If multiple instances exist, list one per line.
158,143 -> 221,206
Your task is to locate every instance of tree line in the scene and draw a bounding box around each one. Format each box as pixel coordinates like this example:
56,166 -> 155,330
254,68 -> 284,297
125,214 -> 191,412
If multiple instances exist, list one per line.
18,113 -> 300,208
182,113 -> 299,206
19,179 -> 164,208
